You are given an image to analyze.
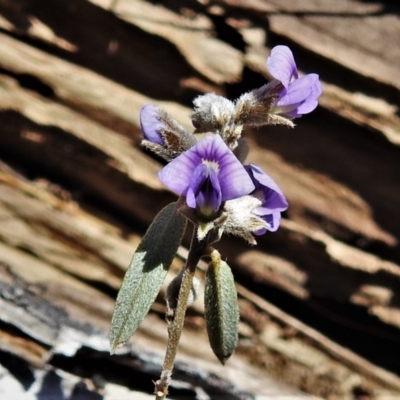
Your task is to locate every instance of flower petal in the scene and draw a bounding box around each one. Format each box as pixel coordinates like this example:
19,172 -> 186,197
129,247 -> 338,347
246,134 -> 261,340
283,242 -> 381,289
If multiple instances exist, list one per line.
266,46 -> 298,88
294,74 -> 322,115
194,167 -> 222,212
246,164 -> 287,234
247,164 -> 288,212
208,136 -> 255,200
158,135 -> 254,206
275,74 -> 322,118
186,163 -> 207,208
206,167 -> 223,210
253,211 -> 282,234
186,164 -> 223,213
158,145 -> 201,195
266,212 -> 281,232
276,75 -> 313,107
140,105 -> 165,145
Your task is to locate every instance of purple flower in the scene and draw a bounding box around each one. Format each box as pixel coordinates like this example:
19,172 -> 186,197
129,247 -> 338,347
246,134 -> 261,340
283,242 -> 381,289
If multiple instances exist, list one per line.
246,164 -> 288,233
140,104 -> 165,145
159,134 -> 255,216
267,45 -> 322,118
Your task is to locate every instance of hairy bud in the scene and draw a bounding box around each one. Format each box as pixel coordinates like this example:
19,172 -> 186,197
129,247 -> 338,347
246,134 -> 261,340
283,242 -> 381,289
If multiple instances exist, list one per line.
166,268 -> 200,321
235,80 -> 294,128
140,105 -> 196,161
191,93 -> 243,150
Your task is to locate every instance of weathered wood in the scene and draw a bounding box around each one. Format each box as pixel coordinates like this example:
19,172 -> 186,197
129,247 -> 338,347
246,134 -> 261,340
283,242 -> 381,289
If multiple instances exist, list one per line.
0,170 -> 316,399
1,0 -> 400,399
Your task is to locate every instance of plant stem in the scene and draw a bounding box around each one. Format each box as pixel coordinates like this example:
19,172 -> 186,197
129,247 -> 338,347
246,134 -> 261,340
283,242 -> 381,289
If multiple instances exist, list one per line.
154,229 -> 207,399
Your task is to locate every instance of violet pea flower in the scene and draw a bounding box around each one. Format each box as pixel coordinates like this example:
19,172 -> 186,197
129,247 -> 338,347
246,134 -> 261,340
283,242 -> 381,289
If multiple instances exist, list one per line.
140,104 -> 165,145
267,45 -> 322,118
159,134 -> 255,216
245,164 -> 288,233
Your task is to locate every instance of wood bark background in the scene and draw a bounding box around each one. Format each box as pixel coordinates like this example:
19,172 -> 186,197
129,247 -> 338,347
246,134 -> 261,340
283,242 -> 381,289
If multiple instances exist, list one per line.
0,0 -> 400,399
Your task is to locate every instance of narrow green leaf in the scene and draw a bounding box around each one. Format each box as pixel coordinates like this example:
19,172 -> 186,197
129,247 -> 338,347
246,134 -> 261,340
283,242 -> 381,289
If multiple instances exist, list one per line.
204,253 -> 239,365
110,202 -> 187,352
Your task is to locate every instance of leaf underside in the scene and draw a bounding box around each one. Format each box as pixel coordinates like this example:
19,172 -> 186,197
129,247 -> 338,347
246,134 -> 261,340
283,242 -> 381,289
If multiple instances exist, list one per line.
110,202 -> 187,352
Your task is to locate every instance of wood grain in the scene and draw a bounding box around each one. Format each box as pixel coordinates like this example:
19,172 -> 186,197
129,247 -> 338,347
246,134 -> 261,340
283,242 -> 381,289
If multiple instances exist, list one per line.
0,1 -> 399,399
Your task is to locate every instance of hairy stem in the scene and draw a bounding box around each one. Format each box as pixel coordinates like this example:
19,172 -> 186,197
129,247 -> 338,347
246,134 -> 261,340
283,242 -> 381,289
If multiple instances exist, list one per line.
154,229 -> 207,399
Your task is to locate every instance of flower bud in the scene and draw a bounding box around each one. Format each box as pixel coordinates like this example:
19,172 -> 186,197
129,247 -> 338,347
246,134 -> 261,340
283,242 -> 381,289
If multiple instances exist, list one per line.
140,105 -> 196,161
166,268 -> 200,320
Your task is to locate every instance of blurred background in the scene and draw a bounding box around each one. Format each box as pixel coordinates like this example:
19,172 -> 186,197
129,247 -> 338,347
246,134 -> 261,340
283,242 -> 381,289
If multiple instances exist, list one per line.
0,0 -> 400,399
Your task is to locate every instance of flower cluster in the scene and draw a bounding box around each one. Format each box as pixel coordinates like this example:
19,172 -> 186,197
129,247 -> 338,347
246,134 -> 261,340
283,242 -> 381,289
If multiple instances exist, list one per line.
140,45 -> 321,243
111,46 -> 322,396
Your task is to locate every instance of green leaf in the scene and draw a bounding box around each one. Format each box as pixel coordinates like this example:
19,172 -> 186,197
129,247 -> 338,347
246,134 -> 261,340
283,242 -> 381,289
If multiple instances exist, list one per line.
110,202 -> 187,352
204,252 -> 239,365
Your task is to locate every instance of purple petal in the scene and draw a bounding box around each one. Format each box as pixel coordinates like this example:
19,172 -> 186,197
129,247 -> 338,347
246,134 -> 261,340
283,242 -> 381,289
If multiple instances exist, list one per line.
186,163 -> 207,208
206,167 -> 222,210
265,212 -> 282,232
253,212 -> 282,235
140,104 -> 165,145
253,227 -> 266,236
275,74 -> 322,118
186,164 -> 222,212
189,166 -> 222,212
158,134 -> 254,207
247,164 -> 288,212
294,74 -> 322,115
276,75 -> 314,107
158,147 -> 201,195
207,135 -> 255,200
266,46 -> 298,88
246,164 -> 287,235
